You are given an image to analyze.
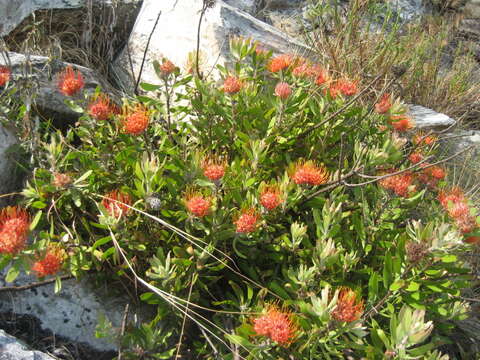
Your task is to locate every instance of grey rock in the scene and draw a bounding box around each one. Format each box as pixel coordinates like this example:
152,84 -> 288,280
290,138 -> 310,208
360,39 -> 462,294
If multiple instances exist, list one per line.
408,104 -> 456,130
113,0 -> 312,91
0,329 -> 55,360
390,0 -> 428,21
464,0 -> 480,18
0,52 -> 108,124
0,271 -> 152,352
0,125 -> 19,208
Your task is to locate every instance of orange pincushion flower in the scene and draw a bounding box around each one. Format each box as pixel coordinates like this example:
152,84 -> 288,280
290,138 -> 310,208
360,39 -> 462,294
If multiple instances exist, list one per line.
102,190 -> 132,218
122,105 -> 150,135
267,54 -> 293,72
409,152 -> 423,164
292,63 -> 310,77
32,245 -> 65,278
223,76 -> 243,94
413,132 -> 437,146
52,172 -> 72,188
0,206 -> 30,255
184,191 -> 212,217
331,288 -> 364,323
159,58 -> 176,75
88,94 -> 114,121
0,66 -> 11,87
260,185 -> 283,211
202,156 -> 227,181
57,66 -> 84,96
375,93 -> 392,114
291,160 -> 329,186
234,208 -> 260,233
274,82 -> 292,99
314,68 -> 329,86
336,79 -> 358,96
417,165 -> 446,188
379,170 -> 416,197
438,187 -> 465,210
252,304 -> 297,346
390,115 -> 414,132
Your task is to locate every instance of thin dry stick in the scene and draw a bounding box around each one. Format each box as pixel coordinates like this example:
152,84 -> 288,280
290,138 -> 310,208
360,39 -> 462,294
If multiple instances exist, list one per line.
0,275 -> 73,293
175,273 -> 196,359
117,303 -> 130,360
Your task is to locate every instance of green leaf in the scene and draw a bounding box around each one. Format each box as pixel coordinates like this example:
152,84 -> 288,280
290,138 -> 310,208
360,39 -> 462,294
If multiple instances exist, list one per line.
441,254 -> 457,263
389,280 -> 405,291
405,281 -> 420,292
225,334 -> 254,349
6,266 -> 19,283
29,210 -> 43,231
140,82 -> 162,91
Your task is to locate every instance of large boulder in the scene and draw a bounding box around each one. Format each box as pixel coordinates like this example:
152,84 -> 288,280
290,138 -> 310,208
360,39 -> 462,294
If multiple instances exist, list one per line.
408,104 -> 456,130
0,125 -> 19,207
112,0 -> 312,91
0,329 -> 55,360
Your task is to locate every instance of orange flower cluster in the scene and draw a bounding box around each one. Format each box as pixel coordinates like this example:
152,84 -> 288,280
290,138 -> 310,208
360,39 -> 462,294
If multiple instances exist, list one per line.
274,82 -> 292,99
234,208 -> 260,233
0,66 -> 11,87
32,245 -> 65,278
159,58 -> 176,75
438,187 -> 478,235
122,105 -> 150,135
88,94 -> 116,121
291,160 -> 329,187
184,191 -> 212,217
102,190 -> 132,218
379,170 -> 416,197
331,288 -> 364,323
267,54 -> 293,72
0,206 -> 30,255
390,115 -> 414,132
202,156 -> 226,182
52,172 -> 73,188
375,93 -> 392,114
408,152 -> 423,164
260,185 -> 283,211
223,76 -> 243,94
413,132 -> 437,146
57,66 -> 84,96
417,164 -> 446,189
252,304 -> 297,345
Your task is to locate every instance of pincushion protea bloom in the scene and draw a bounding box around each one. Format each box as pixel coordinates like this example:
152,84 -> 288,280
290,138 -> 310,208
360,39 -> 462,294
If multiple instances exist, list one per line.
52,172 -> 73,188
252,304 -> 297,346
88,94 -> 115,121
417,165 -> 446,189
260,184 -> 283,211
267,54 -> 293,72
159,58 -> 176,75
390,115 -> 414,132
438,186 -> 478,235
413,132 -> 437,146
32,245 -> 65,278
57,66 -> 84,96
331,288 -> 364,323
202,156 -> 226,182
102,190 -> 132,218
379,170 -> 416,197
234,208 -> 260,233
0,206 -> 30,255
122,104 -> 150,135
0,66 -> 11,87
375,93 -> 392,114
184,191 -> 212,217
291,160 -> 329,187
223,76 -> 243,94
409,152 -> 423,164
336,79 -> 358,96
274,82 -> 292,99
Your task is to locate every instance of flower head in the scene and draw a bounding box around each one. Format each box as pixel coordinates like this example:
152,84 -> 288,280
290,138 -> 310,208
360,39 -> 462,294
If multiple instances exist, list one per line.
252,304 -> 297,346
267,54 -> 293,73
291,160 -> 329,187
390,115 -> 414,132
375,93 -> 392,114
260,184 -> 283,211
122,104 -> 150,135
331,288 -> 364,323
32,245 -> 65,278
159,58 -> 176,76
274,82 -> 292,100
417,165 -> 446,189
184,190 -> 212,217
336,79 -> 358,96
379,170 -> 416,197
234,208 -> 260,234
102,190 -> 132,218
413,132 -> 437,146
57,66 -> 84,96
223,76 -> 243,94
88,94 -> 115,121
202,156 -> 227,182
0,206 -> 30,255
314,67 -> 329,86
52,172 -> 73,188
0,66 -> 11,87
409,152 -> 423,164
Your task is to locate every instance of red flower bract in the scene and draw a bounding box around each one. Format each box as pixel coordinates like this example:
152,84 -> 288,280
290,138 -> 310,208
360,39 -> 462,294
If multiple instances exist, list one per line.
267,54 -> 293,72
234,208 -> 259,234
57,66 -> 84,96
375,93 -> 392,114
390,115 -> 414,132
274,82 -> 292,99
122,105 -> 150,135
185,192 -> 211,217
291,160 -> 329,186
252,304 -> 297,346
102,190 -> 132,218
202,156 -> 226,181
88,94 -> 114,121
260,185 -> 283,211
223,76 -> 242,94
32,245 -> 65,278
0,66 -> 11,87
331,288 -> 364,323
0,206 -> 30,255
